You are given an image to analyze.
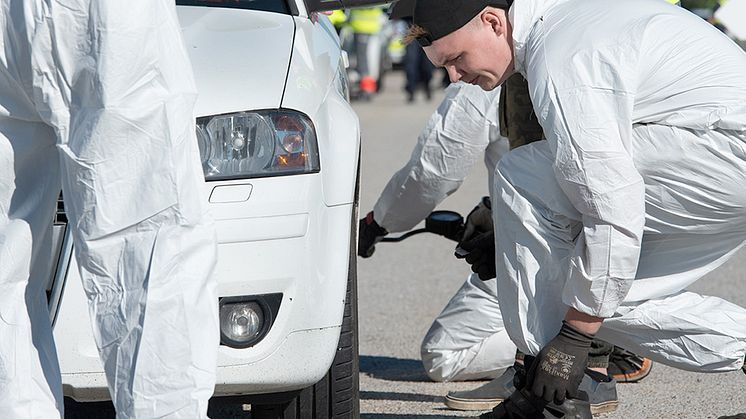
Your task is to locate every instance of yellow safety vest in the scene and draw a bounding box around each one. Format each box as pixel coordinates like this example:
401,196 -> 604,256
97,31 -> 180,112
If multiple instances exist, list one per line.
329,10 -> 347,27
349,8 -> 384,35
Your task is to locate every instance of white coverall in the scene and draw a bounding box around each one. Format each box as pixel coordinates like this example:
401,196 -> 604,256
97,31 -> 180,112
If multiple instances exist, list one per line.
498,0 -> 746,371
373,82 -> 517,382
0,1 -> 218,418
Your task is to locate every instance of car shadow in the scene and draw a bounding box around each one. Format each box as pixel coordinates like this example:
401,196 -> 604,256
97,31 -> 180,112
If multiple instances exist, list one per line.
361,391 -> 442,403
362,414 -> 474,419
360,355 -> 431,382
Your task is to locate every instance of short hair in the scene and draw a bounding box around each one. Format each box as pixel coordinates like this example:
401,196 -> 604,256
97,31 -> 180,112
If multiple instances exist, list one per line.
402,24 -> 429,46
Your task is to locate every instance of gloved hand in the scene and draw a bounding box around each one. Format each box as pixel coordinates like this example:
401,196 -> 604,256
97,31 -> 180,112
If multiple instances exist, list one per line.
462,196 -> 493,242
358,211 -> 388,258
479,388 -> 545,419
455,230 -> 496,280
525,321 -> 594,405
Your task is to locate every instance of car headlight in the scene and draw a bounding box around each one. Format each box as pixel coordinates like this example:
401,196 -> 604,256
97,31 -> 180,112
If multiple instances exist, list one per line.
196,110 -> 320,181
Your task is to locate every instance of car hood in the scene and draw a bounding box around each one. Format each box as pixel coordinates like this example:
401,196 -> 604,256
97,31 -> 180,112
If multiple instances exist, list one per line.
177,7 -> 295,117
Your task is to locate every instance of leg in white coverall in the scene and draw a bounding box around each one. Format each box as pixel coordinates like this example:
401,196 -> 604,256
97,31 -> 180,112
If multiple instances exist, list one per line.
421,273 -> 517,382
494,127 -> 746,371
0,1 -> 219,418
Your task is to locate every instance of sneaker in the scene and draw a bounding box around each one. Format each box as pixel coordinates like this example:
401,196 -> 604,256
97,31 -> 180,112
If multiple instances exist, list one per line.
445,366 -> 520,411
479,388 -> 593,419
607,346 -> 653,383
446,367 -> 618,415
582,370 -> 619,414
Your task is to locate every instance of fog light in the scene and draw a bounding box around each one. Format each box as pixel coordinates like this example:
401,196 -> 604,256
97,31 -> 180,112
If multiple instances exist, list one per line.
220,301 -> 263,347
218,294 -> 282,349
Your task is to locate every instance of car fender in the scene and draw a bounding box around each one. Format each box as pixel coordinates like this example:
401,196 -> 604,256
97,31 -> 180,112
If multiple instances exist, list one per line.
282,16 -> 361,207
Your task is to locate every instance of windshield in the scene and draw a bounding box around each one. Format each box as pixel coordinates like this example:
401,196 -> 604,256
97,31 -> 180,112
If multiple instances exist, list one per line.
176,0 -> 289,14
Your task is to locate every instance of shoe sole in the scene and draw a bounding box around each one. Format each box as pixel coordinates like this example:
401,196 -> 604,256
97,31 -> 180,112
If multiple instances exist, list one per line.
444,397 -> 619,414
591,400 -> 619,414
611,358 -> 653,383
444,396 -> 504,411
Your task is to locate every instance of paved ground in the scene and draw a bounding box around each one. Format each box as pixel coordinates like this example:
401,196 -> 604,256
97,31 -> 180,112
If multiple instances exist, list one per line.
354,71 -> 746,419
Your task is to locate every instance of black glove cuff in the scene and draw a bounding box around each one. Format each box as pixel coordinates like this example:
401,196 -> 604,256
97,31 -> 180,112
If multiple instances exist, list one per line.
363,211 -> 388,236
558,321 -> 594,348
481,196 -> 492,210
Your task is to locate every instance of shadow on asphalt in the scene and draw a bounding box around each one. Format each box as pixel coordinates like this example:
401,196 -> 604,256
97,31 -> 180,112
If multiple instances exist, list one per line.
361,390 -> 442,403
362,414 -> 471,419
360,355 -> 431,382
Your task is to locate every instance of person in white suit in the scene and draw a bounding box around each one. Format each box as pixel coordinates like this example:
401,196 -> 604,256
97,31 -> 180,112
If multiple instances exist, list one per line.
0,1 -> 219,417
411,0 -> 746,414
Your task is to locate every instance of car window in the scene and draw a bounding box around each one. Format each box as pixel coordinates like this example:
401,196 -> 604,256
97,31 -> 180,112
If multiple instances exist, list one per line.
175,0 -> 290,14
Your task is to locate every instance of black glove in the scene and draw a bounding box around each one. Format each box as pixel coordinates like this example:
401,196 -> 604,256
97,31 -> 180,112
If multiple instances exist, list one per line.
455,230 -> 496,280
526,321 -> 593,405
480,388 -> 545,419
462,196 -> 493,242
358,211 -> 388,258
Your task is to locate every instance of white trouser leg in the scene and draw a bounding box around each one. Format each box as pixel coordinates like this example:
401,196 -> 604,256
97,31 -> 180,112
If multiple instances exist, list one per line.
17,1 -> 220,417
597,291 -> 746,371
494,127 -> 746,371
0,119 -> 63,418
421,273 -> 516,382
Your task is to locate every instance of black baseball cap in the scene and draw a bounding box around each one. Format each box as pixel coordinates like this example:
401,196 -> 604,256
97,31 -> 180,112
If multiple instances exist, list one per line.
389,0 -> 415,20
411,0 -> 513,46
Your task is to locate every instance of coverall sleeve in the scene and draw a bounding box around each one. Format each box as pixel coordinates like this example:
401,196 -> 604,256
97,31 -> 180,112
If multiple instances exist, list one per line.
539,60 -> 646,318
373,83 -> 498,232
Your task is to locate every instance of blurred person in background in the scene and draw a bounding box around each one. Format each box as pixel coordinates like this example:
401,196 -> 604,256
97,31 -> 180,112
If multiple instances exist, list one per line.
349,6 -> 386,100
403,18 -> 435,103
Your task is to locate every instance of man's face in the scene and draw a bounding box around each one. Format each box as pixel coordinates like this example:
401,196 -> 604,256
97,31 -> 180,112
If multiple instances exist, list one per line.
423,10 -> 513,91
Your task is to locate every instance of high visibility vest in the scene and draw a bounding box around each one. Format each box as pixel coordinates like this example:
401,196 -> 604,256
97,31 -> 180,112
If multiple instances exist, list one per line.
329,10 -> 347,27
349,8 -> 384,34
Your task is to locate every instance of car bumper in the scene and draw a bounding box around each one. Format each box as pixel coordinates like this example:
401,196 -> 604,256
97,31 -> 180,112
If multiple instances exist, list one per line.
55,175 -> 354,401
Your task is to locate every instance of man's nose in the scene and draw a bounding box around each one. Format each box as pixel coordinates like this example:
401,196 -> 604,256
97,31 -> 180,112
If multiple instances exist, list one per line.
446,65 -> 461,82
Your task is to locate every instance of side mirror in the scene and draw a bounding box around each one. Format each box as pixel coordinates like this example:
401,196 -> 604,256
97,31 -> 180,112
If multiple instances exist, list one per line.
305,0 -> 392,13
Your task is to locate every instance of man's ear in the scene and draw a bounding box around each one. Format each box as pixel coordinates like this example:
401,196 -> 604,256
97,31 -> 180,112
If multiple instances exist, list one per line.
481,8 -> 506,37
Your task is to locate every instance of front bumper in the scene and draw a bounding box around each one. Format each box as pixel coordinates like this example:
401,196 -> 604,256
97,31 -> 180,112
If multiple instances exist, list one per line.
54,175 -> 354,401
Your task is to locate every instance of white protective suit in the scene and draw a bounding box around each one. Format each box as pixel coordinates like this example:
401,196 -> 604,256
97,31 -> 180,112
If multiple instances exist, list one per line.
497,0 -> 746,371
0,1 -> 219,418
373,82 -> 517,382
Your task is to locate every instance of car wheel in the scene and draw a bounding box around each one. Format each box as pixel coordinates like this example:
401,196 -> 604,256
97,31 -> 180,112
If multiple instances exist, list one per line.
252,175 -> 360,419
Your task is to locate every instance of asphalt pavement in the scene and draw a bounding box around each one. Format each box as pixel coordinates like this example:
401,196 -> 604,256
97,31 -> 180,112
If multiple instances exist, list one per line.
354,71 -> 746,419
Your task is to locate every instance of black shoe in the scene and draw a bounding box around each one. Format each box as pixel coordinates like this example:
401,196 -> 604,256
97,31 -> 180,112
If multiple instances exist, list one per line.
478,388 -> 593,419
607,346 -> 653,383
447,366 -> 617,414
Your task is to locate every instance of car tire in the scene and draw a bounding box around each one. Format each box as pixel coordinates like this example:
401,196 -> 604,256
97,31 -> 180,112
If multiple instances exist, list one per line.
252,175 -> 360,419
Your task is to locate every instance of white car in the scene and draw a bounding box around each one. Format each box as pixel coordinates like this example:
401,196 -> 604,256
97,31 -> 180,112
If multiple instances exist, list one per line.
47,0 -> 384,417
